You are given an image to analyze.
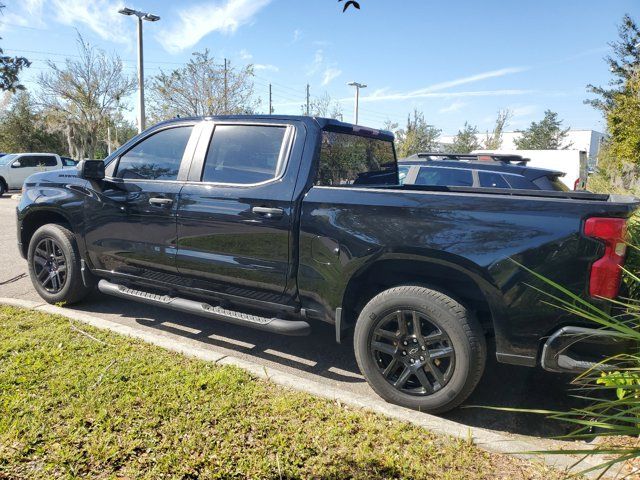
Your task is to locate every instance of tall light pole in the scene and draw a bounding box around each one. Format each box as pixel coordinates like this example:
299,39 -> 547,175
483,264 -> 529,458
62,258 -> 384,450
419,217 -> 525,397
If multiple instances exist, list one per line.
347,81 -> 366,125
118,7 -> 160,133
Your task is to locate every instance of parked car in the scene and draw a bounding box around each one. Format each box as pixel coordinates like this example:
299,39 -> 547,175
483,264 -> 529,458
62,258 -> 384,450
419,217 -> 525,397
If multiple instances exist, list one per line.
0,153 -> 74,196
399,153 -> 570,191
474,149 -> 589,190
15,116 -> 639,413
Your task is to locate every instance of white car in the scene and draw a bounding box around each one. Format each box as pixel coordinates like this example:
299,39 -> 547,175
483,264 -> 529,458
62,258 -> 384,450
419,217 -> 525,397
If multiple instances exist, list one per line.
0,153 -> 76,196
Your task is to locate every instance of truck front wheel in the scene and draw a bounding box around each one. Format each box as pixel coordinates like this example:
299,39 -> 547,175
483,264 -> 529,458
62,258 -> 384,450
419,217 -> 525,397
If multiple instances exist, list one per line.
27,224 -> 94,305
354,285 -> 486,414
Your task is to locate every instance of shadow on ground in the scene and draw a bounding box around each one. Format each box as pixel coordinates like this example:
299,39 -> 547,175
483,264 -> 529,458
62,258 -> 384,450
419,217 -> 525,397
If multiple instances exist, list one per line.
70,292 -> 579,439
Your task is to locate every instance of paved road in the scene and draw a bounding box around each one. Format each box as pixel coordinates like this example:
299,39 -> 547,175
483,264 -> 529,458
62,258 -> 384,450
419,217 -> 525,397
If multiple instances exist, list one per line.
0,195 -> 581,439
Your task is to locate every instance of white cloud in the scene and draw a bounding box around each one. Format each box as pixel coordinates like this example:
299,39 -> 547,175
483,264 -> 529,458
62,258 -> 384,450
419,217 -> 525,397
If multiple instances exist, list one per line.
439,100 -> 467,114
341,67 -> 529,105
0,0 -> 45,30
351,89 -> 534,103
322,67 -> 341,86
50,0 -> 129,44
157,0 -> 271,53
307,49 -> 324,75
292,28 -> 302,42
254,64 -> 279,72
417,66 -> 529,93
239,49 -> 253,61
511,105 -> 538,117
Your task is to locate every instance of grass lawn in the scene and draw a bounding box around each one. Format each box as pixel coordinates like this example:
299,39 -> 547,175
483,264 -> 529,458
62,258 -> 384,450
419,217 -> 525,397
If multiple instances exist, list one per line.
0,306 -> 562,479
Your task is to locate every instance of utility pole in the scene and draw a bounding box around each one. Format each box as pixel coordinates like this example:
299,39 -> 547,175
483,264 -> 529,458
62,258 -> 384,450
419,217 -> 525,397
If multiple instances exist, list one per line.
119,7 -> 160,133
305,83 -> 310,116
224,58 -> 228,114
107,123 -> 112,155
269,84 -> 273,114
347,81 -> 367,125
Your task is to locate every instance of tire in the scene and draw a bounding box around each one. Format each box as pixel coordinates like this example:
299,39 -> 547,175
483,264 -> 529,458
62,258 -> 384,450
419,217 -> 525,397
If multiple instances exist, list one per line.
354,285 -> 486,414
0,179 -> 5,197
27,224 -> 93,305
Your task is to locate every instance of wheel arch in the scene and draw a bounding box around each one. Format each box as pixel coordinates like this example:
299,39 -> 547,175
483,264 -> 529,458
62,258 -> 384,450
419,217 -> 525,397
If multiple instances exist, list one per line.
340,255 -> 503,337
20,209 -> 74,258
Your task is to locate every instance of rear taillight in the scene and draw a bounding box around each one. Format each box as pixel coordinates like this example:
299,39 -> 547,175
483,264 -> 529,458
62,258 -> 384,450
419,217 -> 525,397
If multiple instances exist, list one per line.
584,217 -> 628,299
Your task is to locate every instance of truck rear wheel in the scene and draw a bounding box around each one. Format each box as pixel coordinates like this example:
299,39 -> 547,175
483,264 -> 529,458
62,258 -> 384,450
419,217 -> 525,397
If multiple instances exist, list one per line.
27,224 -> 93,305
354,285 -> 486,414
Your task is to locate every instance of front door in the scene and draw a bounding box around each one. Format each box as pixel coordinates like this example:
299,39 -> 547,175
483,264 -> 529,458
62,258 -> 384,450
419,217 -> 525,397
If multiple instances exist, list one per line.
176,120 -> 300,303
84,123 -> 198,283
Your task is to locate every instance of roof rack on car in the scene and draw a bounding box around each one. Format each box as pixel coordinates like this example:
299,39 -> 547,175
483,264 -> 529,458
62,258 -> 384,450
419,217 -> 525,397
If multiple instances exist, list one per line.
410,152 -> 530,166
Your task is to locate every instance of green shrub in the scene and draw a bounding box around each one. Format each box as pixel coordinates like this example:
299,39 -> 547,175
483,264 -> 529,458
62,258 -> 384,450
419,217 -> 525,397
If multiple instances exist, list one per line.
514,255 -> 640,476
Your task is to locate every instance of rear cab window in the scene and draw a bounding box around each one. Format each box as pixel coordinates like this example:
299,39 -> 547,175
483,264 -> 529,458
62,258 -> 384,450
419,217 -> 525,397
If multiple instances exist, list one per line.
315,129 -> 398,186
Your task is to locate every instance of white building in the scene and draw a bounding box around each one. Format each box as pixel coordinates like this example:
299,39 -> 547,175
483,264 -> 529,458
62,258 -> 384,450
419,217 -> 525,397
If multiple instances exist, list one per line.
438,130 -> 605,166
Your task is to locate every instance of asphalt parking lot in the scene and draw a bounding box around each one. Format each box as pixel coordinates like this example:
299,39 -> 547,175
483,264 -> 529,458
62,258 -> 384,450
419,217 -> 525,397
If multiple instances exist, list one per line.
0,194 -> 581,440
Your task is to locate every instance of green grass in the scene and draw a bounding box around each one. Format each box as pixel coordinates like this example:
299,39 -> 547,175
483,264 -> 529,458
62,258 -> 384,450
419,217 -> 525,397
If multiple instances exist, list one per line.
0,306 -> 559,480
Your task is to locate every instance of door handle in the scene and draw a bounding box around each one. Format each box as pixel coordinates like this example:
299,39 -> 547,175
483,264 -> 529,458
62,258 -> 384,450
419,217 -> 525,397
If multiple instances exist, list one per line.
149,197 -> 173,206
252,206 -> 284,218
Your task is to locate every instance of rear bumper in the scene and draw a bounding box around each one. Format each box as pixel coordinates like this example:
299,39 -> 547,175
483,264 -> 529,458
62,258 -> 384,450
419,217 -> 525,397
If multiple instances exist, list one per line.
541,326 -> 635,373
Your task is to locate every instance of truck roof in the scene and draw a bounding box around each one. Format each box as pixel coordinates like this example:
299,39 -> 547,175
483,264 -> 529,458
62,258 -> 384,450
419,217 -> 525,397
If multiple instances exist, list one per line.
153,115 -> 395,141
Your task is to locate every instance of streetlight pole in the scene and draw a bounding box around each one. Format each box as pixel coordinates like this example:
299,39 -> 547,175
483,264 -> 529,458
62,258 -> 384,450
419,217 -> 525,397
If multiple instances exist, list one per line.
347,81 -> 366,125
118,7 -> 160,133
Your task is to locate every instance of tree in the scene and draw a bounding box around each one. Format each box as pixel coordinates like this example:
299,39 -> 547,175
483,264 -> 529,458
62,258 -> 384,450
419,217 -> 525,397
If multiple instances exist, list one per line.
586,14 -> 640,113
382,119 -> 399,133
606,71 -> 640,166
147,50 -> 258,123
38,34 -> 135,159
483,109 -> 511,150
450,122 -> 481,153
514,110 -> 571,150
585,15 -> 640,193
0,3 -> 30,92
0,91 -> 65,153
309,92 -> 343,120
395,110 -> 441,158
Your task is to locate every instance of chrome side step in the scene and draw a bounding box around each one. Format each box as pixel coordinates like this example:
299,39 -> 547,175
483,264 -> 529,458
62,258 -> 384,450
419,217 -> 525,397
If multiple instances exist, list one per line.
97,279 -> 311,336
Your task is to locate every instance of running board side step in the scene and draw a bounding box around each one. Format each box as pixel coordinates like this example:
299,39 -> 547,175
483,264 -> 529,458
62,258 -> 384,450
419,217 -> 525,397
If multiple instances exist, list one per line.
97,279 -> 311,336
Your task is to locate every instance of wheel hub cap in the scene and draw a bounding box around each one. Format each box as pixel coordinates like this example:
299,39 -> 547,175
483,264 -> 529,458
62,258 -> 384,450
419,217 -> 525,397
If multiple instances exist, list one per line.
370,310 -> 456,396
32,238 -> 67,294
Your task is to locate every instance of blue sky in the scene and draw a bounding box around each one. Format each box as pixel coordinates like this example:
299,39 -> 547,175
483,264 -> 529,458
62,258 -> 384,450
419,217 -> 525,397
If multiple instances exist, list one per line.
0,0 -> 637,134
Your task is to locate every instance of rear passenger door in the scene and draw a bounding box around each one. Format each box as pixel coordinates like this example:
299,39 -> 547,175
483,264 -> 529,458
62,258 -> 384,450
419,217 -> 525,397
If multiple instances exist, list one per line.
175,120 -> 301,303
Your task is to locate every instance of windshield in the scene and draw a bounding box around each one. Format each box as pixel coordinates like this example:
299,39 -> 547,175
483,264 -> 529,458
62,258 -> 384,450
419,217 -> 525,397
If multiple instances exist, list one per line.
0,154 -> 17,165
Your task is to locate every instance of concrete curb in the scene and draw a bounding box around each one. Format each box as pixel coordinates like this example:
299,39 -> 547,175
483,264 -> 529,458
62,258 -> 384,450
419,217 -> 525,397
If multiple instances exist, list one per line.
0,298 -> 610,478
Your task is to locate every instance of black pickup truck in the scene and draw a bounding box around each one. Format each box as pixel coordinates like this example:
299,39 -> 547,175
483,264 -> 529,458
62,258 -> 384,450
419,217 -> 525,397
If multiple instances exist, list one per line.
16,116 -> 639,413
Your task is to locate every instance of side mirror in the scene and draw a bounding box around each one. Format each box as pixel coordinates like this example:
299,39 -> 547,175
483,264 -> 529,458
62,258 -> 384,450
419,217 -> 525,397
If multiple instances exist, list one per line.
77,160 -> 105,180
11,161 -> 21,168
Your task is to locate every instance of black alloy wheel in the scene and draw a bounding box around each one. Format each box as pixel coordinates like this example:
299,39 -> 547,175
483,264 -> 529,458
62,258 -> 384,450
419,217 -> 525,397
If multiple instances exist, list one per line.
370,309 -> 455,395
32,237 -> 68,293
